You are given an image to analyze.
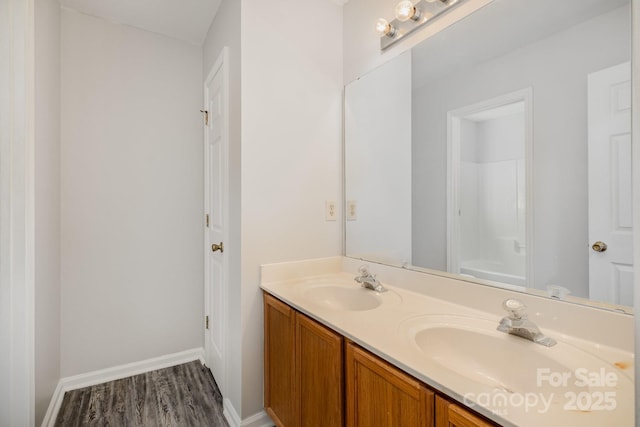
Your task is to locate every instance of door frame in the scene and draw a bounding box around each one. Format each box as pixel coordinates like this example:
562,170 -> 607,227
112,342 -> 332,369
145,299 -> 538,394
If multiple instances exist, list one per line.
446,88 -> 534,288
203,47 -> 230,395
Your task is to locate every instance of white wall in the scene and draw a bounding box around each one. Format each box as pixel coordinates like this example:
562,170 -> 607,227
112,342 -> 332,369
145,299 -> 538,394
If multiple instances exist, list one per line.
412,7 -> 630,298
345,51 -> 412,265
475,114 -> 525,162
34,0 -> 61,423
241,0 -> 343,419
202,0 -> 243,417
60,9 -> 204,376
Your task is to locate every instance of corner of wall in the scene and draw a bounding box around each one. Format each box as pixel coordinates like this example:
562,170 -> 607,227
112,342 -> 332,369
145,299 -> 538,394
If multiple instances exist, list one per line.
34,0 -> 62,424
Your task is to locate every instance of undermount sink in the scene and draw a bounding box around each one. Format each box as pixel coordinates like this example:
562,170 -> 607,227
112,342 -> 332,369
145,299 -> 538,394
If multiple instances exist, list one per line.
296,280 -> 401,312
400,315 -> 631,397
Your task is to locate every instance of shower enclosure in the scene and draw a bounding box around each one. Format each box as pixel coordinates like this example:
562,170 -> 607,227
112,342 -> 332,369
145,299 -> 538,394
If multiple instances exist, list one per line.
448,90 -> 532,288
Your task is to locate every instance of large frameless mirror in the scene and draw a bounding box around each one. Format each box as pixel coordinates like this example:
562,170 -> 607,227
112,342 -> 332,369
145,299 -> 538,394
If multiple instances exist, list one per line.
345,0 -> 633,311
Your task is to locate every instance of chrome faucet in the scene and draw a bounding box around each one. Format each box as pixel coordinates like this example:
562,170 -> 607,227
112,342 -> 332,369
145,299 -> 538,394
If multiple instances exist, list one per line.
354,265 -> 386,292
497,299 -> 556,347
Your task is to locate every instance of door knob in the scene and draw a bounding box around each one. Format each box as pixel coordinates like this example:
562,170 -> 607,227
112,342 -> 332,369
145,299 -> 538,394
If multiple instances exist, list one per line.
211,242 -> 224,253
591,241 -> 607,252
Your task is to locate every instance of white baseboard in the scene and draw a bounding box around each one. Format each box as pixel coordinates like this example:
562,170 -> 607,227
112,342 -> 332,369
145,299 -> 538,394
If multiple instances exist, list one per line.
241,410 -> 273,427
223,398 -> 242,427
41,347 -> 205,427
40,381 -> 66,427
223,398 -> 273,427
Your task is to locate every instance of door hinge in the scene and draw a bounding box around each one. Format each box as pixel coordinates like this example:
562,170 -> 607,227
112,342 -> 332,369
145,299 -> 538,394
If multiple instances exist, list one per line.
200,109 -> 209,126
205,315 -> 209,330
205,214 -> 210,228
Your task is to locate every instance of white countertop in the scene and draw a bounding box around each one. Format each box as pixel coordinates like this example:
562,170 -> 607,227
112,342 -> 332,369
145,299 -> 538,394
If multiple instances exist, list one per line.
260,258 -> 634,427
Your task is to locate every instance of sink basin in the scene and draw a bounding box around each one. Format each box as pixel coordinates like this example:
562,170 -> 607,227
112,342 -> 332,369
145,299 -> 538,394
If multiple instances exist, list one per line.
294,279 -> 402,312
413,321 -> 574,395
400,315 -> 631,397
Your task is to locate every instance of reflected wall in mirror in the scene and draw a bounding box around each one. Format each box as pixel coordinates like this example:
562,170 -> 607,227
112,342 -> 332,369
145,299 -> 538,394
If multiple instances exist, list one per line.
344,0 -> 633,309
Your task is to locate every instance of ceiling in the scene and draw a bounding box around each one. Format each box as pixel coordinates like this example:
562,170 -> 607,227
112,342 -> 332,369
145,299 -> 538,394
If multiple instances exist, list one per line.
59,0 -> 222,45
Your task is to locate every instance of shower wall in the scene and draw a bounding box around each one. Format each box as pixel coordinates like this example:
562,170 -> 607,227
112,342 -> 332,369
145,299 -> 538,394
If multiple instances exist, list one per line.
459,112 -> 526,284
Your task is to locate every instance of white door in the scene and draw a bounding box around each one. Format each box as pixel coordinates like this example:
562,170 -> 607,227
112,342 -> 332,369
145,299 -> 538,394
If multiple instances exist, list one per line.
204,48 -> 229,395
587,62 -> 633,306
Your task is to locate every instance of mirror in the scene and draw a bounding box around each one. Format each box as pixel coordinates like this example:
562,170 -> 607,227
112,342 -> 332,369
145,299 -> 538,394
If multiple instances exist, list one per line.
345,0 -> 633,311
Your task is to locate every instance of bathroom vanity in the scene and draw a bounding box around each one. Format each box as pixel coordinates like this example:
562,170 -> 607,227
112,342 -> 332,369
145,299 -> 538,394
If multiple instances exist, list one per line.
261,257 -> 634,427
264,292 -> 494,426
261,0 -> 638,425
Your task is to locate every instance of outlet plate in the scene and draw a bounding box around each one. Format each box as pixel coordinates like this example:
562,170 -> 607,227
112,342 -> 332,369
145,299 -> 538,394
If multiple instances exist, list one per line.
347,200 -> 357,221
325,201 -> 337,221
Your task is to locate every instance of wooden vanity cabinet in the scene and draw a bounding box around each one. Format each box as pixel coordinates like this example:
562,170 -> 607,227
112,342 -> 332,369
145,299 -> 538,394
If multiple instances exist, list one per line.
436,396 -> 496,427
264,292 -> 499,427
345,341 -> 434,427
264,293 -> 296,426
296,312 -> 344,425
263,292 -> 343,426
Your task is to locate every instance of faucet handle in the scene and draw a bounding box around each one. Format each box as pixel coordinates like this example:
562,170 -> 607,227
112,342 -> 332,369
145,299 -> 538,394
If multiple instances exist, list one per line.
502,298 -> 527,319
358,265 -> 370,276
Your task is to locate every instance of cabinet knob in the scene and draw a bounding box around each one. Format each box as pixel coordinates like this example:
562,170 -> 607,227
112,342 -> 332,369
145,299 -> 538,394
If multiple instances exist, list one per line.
211,242 -> 224,253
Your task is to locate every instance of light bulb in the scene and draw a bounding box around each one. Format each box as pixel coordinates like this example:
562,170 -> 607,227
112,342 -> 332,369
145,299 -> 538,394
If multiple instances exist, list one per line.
375,18 -> 396,37
394,1 -> 418,22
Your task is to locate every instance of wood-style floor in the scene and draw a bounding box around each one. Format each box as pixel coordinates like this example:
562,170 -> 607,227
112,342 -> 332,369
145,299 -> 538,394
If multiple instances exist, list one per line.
55,360 -> 228,426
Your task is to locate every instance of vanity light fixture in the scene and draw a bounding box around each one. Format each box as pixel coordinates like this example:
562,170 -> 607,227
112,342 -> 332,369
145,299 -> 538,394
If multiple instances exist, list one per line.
395,1 -> 421,22
377,0 -> 466,50
375,18 -> 397,37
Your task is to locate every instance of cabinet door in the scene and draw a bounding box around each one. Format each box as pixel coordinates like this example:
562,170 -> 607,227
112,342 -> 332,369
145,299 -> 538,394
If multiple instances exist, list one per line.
346,341 -> 434,427
296,312 -> 344,426
435,396 -> 496,427
264,293 -> 296,426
